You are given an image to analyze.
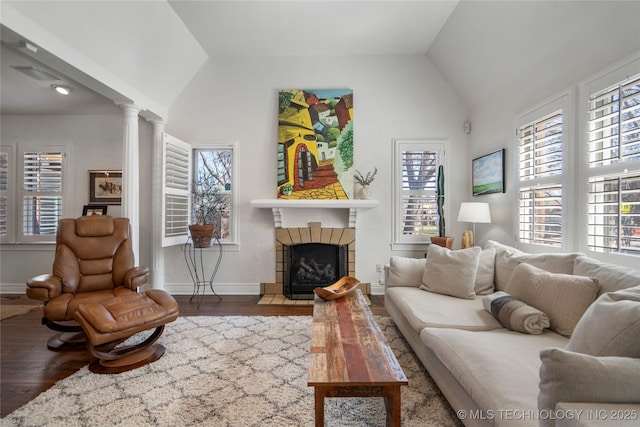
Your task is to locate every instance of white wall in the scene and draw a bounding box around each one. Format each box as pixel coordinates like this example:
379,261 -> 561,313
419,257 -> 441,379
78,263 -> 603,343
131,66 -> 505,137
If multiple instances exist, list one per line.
164,54 -> 470,294
0,113 -> 155,291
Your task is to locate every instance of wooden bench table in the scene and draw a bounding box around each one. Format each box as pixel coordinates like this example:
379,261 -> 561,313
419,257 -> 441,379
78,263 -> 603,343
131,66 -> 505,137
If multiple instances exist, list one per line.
308,289 -> 408,427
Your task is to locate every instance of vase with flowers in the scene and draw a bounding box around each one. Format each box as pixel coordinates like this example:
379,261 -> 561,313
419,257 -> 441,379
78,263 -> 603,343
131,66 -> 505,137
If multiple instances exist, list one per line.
354,168 -> 377,200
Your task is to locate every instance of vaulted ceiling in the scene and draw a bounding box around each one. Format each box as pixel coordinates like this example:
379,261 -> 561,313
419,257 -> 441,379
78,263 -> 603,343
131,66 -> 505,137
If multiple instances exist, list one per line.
2,1 -> 639,118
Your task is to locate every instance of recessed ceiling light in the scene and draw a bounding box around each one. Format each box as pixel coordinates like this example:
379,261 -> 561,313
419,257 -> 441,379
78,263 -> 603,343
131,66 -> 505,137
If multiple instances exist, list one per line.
52,85 -> 71,95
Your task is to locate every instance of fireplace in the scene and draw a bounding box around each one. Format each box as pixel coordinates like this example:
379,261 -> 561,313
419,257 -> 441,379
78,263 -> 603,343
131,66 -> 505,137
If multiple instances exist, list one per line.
270,222 -> 357,299
284,242 -> 348,299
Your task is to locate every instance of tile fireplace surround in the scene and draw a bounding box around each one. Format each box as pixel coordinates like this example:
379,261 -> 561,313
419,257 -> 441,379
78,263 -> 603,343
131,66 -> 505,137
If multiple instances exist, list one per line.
252,199 -> 379,297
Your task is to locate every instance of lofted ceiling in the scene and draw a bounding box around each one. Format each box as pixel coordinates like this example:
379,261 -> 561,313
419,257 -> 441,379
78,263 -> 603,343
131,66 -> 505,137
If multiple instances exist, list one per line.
1,1 -> 639,117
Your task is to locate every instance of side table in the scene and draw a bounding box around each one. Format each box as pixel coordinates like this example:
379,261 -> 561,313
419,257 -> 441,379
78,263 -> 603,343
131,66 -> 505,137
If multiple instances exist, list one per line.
183,236 -> 223,307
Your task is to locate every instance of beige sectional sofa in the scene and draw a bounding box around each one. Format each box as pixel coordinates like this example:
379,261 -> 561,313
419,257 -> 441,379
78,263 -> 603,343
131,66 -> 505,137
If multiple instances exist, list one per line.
385,240 -> 640,427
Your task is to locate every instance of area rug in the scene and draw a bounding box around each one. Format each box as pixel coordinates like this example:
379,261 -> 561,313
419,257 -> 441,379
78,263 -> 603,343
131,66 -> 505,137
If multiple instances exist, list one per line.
0,304 -> 41,321
1,316 -> 461,427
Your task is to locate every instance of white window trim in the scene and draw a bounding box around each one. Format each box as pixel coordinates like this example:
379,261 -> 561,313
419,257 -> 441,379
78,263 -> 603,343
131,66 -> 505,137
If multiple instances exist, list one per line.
577,54 -> 640,268
391,138 -> 448,251
514,91 -> 575,254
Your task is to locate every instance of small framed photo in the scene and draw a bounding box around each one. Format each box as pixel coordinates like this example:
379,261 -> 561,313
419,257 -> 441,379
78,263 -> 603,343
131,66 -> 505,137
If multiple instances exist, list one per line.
472,149 -> 505,196
82,205 -> 108,216
89,170 -> 122,205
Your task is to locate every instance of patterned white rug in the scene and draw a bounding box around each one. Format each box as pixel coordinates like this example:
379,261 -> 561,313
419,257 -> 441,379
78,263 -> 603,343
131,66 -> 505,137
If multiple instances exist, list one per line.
2,316 -> 461,427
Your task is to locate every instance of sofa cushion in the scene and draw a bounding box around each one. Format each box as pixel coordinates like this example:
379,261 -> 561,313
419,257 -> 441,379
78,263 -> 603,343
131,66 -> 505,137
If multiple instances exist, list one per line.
385,287 -> 502,332
475,247 -> 496,295
421,244 -> 481,299
538,348 -> 640,427
421,327 -> 568,427
506,263 -> 599,337
566,284 -> 640,357
482,291 -> 550,334
573,255 -> 640,296
484,240 -> 581,291
386,256 -> 426,288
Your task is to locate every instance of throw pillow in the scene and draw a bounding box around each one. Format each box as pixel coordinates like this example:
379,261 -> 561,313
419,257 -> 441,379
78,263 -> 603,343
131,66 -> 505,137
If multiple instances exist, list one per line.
505,263 -> 599,337
474,248 -> 496,295
420,244 -> 481,299
538,348 -> 640,427
482,291 -> 550,334
574,255 -> 640,295
566,284 -> 640,357
387,256 -> 426,288
484,240 -> 582,291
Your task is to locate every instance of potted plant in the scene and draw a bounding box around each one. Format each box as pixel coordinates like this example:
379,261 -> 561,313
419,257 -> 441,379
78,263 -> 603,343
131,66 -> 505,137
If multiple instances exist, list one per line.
354,167 -> 377,199
190,170 -> 225,247
280,183 -> 294,197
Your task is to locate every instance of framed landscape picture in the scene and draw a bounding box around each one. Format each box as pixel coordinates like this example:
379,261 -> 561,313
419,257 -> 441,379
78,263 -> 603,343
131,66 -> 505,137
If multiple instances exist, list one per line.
89,170 -> 122,205
472,149 -> 505,196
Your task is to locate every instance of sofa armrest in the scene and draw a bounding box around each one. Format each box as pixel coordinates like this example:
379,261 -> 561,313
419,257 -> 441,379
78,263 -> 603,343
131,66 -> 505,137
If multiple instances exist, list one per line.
124,266 -> 150,290
26,274 -> 62,301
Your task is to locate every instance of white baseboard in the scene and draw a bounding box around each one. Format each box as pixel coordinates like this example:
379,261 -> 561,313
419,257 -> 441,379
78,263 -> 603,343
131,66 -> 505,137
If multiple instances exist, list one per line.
1,283 -> 27,294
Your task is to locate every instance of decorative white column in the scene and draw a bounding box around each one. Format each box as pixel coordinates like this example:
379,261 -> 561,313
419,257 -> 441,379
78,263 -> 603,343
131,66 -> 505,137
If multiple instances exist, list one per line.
150,119 -> 165,289
119,103 -> 140,262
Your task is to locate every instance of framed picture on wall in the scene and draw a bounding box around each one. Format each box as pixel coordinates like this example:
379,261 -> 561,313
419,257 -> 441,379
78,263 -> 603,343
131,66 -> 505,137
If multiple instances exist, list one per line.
89,170 -> 122,205
82,205 -> 108,216
472,149 -> 505,196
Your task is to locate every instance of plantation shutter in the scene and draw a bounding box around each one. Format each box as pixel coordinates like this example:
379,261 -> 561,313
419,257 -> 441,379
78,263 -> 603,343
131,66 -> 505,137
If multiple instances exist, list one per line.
162,134 -> 191,247
402,150 -> 439,237
587,75 -> 640,167
586,73 -> 640,255
0,147 -> 10,242
517,109 -> 564,247
22,150 -> 63,238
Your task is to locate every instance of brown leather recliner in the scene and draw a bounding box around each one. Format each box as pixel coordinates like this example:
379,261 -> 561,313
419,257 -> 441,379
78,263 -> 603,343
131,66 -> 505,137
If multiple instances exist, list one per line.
27,215 -> 149,351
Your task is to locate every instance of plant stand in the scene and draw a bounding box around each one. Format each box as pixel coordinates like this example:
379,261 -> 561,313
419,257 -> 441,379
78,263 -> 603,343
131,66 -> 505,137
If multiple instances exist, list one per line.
183,236 -> 223,307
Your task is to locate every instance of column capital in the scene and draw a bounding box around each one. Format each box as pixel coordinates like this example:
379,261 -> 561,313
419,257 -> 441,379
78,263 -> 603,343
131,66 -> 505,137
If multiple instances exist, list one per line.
115,102 -> 140,115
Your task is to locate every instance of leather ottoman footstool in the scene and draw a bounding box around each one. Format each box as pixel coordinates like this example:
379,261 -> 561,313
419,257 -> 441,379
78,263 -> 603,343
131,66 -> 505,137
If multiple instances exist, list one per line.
74,289 -> 179,374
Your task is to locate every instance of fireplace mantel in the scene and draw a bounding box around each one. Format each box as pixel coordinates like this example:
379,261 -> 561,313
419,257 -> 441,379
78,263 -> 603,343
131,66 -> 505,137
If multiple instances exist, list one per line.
250,199 -> 379,228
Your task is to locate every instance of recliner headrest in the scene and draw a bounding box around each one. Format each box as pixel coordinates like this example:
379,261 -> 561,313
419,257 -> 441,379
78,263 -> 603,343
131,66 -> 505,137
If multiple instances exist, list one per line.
76,215 -> 115,237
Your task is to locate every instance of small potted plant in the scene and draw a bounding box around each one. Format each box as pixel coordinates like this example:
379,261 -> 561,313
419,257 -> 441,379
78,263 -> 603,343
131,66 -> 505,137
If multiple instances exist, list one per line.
354,167 -> 377,199
190,171 -> 225,247
280,183 -> 294,197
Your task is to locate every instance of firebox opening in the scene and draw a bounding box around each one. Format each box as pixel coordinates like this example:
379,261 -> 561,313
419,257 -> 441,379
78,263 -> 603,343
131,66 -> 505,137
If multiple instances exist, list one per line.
284,242 -> 348,300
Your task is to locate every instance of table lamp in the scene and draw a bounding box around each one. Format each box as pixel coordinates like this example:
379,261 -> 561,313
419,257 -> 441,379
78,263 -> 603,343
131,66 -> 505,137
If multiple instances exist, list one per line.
457,202 -> 491,248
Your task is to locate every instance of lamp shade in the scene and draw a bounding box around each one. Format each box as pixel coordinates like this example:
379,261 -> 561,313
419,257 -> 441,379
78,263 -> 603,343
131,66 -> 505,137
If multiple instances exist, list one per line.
457,202 -> 491,224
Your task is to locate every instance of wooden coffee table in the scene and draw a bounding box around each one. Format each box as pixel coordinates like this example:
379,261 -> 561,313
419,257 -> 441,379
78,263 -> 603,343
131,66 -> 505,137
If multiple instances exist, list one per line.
308,289 -> 408,427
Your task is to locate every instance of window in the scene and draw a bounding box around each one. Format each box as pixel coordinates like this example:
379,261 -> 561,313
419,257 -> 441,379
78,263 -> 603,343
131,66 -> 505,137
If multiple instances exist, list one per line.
0,144 -> 68,243
585,72 -> 640,256
392,139 -> 446,249
193,148 -> 233,241
161,134 -> 237,247
516,95 -> 570,249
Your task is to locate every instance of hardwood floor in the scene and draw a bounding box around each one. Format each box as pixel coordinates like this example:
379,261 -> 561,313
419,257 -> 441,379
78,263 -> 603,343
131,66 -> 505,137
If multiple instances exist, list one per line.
0,293 -> 387,417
